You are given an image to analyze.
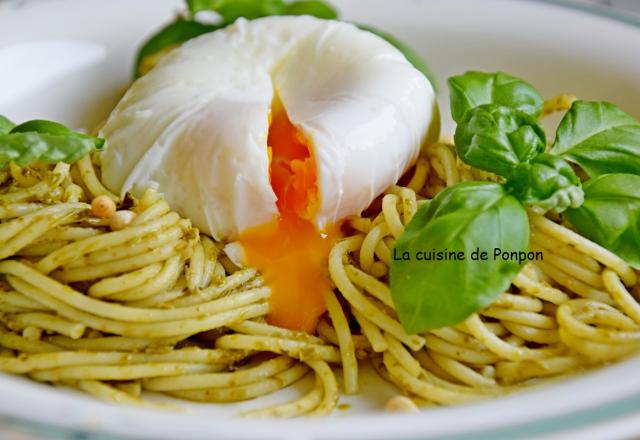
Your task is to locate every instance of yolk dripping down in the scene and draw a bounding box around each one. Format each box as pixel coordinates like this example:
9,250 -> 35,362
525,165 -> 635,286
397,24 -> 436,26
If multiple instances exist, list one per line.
238,103 -> 339,333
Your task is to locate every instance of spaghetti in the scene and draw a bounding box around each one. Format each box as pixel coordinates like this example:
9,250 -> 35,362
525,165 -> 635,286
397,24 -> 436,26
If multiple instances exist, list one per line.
328,139 -> 640,406
0,159 -> 337,416
0,96 -> 639,415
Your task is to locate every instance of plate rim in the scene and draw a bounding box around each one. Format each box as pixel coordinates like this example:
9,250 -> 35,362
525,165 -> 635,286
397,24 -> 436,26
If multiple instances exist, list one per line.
1,0 -> 640,438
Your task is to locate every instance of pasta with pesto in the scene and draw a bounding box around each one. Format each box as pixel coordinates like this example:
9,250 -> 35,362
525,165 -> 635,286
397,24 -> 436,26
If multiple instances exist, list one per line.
0,159 -> 338,417
0,28 -> 640,417
1,73 -> 640,420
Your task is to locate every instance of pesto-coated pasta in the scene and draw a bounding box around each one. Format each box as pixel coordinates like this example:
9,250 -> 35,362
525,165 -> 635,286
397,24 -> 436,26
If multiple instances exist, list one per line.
2,95 -> 640,417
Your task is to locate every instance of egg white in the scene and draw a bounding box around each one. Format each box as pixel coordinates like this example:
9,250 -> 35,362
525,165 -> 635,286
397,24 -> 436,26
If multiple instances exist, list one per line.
101,16 -> 439,240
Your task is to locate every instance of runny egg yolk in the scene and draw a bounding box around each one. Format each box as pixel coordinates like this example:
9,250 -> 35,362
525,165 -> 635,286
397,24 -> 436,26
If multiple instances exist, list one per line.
238,103 -> 339,333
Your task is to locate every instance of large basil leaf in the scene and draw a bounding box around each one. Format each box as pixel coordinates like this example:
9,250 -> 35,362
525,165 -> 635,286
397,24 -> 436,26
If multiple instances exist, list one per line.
135,0 -> 433,89
390,182 -> 529,333
134,19 -> 221,78
550,101 -> 640,178
506,153 -> 583,213
454,104 -> 546,178
0,115 -> 15,134
0,119 -> 104,168
284,1 -> 338,19
188,0 -> 338,19
448,71 -> 544,123
187,0 -> 286,18
134,1 -> 338,78
11,120 -> 77,136
565,174 -> 640,269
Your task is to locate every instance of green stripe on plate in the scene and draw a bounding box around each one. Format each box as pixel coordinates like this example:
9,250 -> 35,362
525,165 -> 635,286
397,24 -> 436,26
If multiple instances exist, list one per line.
527,0 -> 640,28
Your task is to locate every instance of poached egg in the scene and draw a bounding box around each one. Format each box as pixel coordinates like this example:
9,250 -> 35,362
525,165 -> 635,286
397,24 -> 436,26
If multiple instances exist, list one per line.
101,16 -> 439,332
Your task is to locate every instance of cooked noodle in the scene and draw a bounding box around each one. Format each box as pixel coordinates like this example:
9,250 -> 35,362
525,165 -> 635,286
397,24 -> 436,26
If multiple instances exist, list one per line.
1,96 -> 639,415
329,140 -> 640,406
0,161 -> 337,416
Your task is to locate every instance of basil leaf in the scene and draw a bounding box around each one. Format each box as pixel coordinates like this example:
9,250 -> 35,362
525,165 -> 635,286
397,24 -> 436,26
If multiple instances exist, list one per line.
186,0 -> 213,13
357,24 -> 436,88
550,101 -> 640,178
0,115 -> 15,134
10,120 -> 105,148
565,174 -> 640,269
448,71 -> 544,123
506,153 -> 583,213
11,119 -> 73,135
0,119 -> 104,168
454,104 -> 546,178
134,19 -> 221,78
0,133 -> 99,166
187,0 -> 285,18
285,1 -> 338,19
135,1 -> 338,78
390,182 -> 529,333
187,0 -> 338,20
190,0 -> 287,21
186,0 -> 220,13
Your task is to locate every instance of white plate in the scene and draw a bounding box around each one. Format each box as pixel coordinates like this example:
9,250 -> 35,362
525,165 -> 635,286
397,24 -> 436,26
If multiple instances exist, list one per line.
1,0 -> 640,438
